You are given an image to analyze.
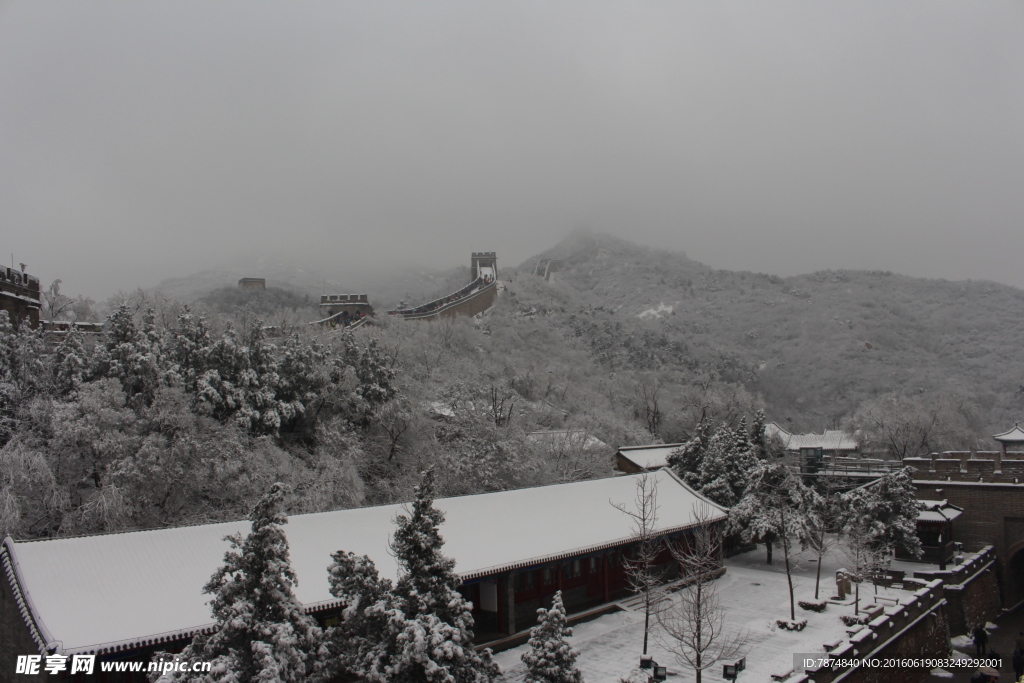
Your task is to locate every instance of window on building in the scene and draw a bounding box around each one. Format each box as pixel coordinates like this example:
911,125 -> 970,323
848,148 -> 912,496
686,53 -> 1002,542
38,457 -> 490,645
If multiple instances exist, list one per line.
572,559 -> 582,578
589,556 -> 599,574
543,567 -> 554,585
515,571 -> 535,592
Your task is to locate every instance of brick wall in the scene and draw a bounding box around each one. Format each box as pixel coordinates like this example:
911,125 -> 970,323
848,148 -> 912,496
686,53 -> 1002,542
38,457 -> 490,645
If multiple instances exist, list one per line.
914,479 -> 1024,605
910,546 -> 1001,637
803,580 -> 949,683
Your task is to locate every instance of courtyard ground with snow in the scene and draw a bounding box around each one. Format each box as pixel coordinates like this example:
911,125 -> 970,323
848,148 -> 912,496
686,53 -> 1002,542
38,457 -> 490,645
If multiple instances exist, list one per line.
495,546 -> 961,683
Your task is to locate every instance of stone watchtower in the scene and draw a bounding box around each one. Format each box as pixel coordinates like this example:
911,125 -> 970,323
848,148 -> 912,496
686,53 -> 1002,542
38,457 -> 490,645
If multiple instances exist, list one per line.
238,278 -> 266,290
471,252 -> 497,282
0,264 -> 41,328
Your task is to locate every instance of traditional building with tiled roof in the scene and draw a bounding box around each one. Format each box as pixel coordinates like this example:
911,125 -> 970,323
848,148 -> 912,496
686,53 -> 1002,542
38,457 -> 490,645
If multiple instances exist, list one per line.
764,423 -> 860,455
1,469 -> 726,672
614,443 -> 686,473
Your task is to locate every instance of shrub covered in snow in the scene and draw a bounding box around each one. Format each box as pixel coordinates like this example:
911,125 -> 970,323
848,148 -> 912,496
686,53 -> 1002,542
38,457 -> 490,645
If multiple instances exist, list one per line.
776,619 -> 807,631
618,669 -> 649,683
522,591 -> 583,683
798,600 -> 827,613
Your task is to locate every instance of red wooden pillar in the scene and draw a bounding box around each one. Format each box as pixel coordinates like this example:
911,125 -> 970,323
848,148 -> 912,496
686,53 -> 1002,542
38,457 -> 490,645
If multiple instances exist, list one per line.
505,571 -> 517,635
557,562 -> 563,592
603,552 -> 610,603
496,580 -> 503,634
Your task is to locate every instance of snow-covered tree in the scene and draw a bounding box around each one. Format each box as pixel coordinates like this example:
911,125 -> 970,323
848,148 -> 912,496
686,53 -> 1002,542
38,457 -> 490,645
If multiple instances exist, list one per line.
324,470 -> 499,683
390,469 -> 466,622
50,327 -> 89,397
156,482 -> 323,682
324,551 -> 399,680
194,321 -> 282,434
729,462 -> 811,619
670,422 -> 758,508
521,591 -> 583,683
94,304 -> 164,410
841,468 -> 922,560
168,306 -> 213,392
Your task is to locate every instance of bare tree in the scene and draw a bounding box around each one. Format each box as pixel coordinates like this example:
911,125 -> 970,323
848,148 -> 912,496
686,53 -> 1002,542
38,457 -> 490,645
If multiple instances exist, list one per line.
611,472 -> 664,655
805,478 -> 843,601
657,503 -> 747,683
489,384 -> 517,427
634,380 -> 662,438
41,279 -> 77,323
845,392 -> 980,460
840,523 -> 888,616
375,400 -> 411,461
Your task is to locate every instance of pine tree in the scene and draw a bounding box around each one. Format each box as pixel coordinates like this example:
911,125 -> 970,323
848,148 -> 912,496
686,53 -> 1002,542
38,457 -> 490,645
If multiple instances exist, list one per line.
388,470 -> 499,683
96,304 -> 163,409
51,327 -> 88,397
169,306 -> 212,391
521,591 -> 583,683
749,410 -> 768,460
729,462 -> 811,618
841,468 -> 922,559
676,422 -> 758,508
325,470 -> 499,683
159,483 -> 322,682
390,469 -> 464,622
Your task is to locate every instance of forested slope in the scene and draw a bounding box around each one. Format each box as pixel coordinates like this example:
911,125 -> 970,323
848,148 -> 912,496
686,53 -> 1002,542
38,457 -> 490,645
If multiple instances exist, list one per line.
511,233 -> 1024,435
3,232 -> 1021,541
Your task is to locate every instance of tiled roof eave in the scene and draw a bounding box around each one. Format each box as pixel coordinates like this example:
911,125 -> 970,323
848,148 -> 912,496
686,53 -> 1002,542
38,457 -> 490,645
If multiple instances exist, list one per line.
457,515 -> 728,581
2,537 -> 56,655
30,602 -> 349,657
994,425 -> 1024,443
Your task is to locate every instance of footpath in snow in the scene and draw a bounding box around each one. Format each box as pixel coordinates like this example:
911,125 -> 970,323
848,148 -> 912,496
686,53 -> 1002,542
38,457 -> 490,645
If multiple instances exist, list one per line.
496,546 -> 934,683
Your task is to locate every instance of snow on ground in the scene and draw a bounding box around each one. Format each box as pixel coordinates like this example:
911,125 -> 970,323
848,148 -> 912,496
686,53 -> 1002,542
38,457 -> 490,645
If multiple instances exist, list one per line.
951,635 -> 974,649
638,303 -> 674,320
497,547 -> 918,683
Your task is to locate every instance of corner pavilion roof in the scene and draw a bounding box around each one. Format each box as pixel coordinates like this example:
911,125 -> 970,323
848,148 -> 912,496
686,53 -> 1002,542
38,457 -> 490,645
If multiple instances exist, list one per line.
994,424 -> 1024,443
2,469 -> 725,656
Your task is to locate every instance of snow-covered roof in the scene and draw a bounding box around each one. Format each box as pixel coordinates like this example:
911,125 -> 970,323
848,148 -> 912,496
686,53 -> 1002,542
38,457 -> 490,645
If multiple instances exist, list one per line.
616,444 -> 685,470
763,423 -> 858,451
3,469 -> 725,656
994,424 -> 1024,443
916,499 -> 963,523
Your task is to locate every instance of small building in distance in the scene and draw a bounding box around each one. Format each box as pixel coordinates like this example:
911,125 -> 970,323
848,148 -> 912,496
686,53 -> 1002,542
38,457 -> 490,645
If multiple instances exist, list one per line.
764,422 -> 860,456
318,293 -> 374,325
897,499 -> 963,565
994,424 -> 1024,463
614,443 -> 685,474
237,277 -> 266,290
0,263 -> 41,328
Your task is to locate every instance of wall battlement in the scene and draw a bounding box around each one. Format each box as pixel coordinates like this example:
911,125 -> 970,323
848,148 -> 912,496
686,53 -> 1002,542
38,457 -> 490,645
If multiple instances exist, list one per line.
907,450 -> 1024,484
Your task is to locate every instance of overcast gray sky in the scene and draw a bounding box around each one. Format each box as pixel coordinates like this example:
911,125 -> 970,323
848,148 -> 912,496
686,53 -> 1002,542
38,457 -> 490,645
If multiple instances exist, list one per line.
2,0 -> 1023,298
